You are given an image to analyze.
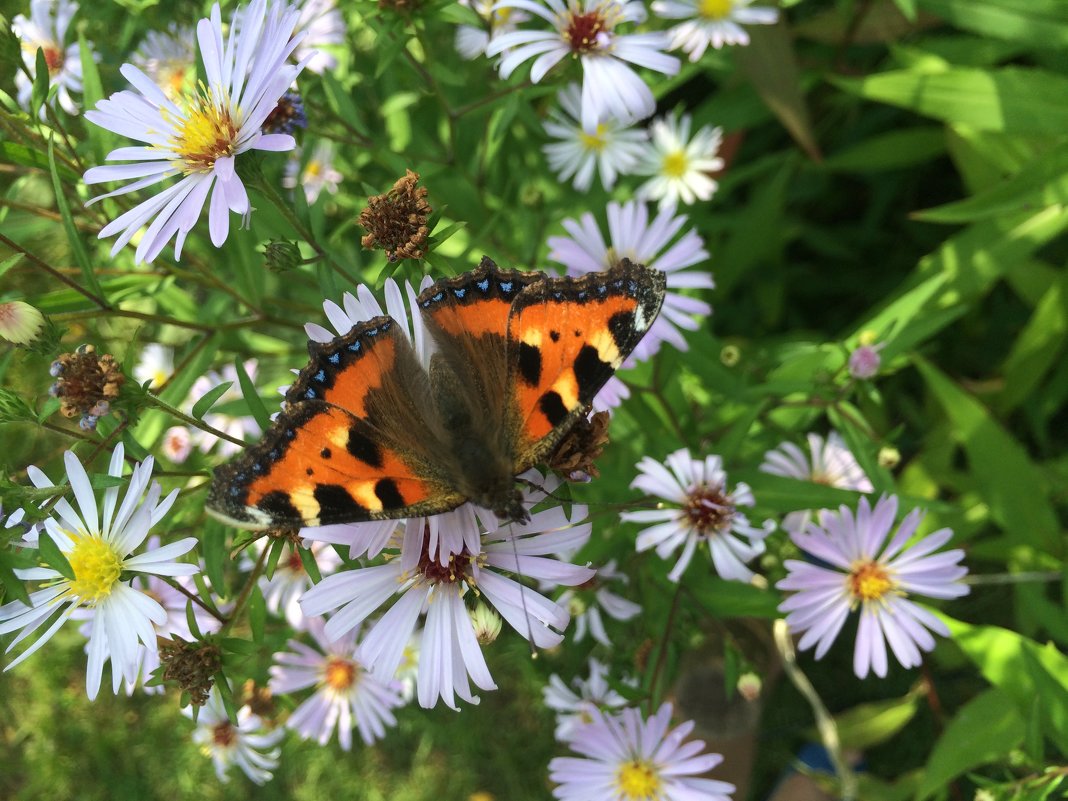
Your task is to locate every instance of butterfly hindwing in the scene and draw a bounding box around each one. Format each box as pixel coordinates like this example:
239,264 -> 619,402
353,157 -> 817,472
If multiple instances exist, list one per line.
506,259 -> 667,470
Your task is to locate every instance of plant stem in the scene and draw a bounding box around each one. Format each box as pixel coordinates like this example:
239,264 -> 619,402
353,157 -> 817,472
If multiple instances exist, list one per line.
141,392 -> 246,448
220,544 -> 269,634
0,232 -> 111,309
647,583 -> 683,713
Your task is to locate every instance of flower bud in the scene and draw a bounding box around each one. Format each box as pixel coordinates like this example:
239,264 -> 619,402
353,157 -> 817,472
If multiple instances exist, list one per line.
469,602 -> 503,645
0,301 -> 45,346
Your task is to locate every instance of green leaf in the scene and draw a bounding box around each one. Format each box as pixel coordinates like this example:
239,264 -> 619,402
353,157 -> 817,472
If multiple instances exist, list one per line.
321,71 -> 368,136
185,600 -> 203,641
997,272 -> 1068,413
232,358 -> 270,431
297,544 -> 322,584
203,519 -> 227,594
916,0 -> 1068,48
248,585 -> 266,643
687,578 -> 781,618
191,381 -> 234,420
220,637 -> 257,655
821,128 -> 945,173
917,688 -> 1024,798
733,470 -> 866,513
265,537 -> 286,580
30,47 -> 48,118
38,531 -> 75,581
831,691 -> 921,750
48,137 -> 106,302
0,552 -> 31,606
78,31 -> 113,159
0,142 -> 76,179
833,67 -> 1068,135
1021,646 -> 1068,754
914,357 -> 1060,554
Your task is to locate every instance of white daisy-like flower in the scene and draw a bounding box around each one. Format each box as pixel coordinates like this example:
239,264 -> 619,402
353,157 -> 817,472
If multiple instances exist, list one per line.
269,617 -> 404,749
133,343 -> 174,390
186,686 -> 283,785
653,0 -> 778,60
0,445 -> 197,700
188,360 -> 262,458
543,657 -> 630,741
556,559 -> 641,647
549,702 -> 735,801
131,22 -> 197,100
161,426 -> 193,463
485,0 -> 680,131
455,0 -> 530,59
777,495 -> 969,679
543,83 -> 647,192
12,0 -> 91,117
621,448 -> 773,583
548,199 -> 713,364
300,482 -> 594,710
636,111 -> 724,208
283,142 -> 344,204
248,541 -> 341,629
0,301 -> 46,345
292,0 -> 346,73
760,431 -> 874,535
1,504 -> 39,548
82,0 -> 310,264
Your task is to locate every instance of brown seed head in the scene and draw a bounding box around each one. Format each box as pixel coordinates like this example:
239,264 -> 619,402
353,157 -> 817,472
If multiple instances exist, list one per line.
48,344 -> 125,431
358,169 -> 432,262
549,409 -> 611,482
159,638 -> 222,707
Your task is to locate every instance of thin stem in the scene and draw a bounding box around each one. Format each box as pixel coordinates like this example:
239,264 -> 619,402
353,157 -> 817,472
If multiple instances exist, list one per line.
962,571 -> 1063,585
141,392 -> 246,448
220,544 -> 270,634
0,232 -> 111,309
647,583 -> 683,713
162,575 -> 227,623
773,619 -> 857,801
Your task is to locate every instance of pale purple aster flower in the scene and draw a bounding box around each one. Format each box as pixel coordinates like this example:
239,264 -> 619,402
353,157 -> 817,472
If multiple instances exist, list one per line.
283,142 -> 344,203
454,0 -> 530,59
0,445 -> 197,700
543,83 -> 648,192
653,0 -> 779,60
549,702 -> 735,801
131,22 -> 197,99
269,617 -> 403,749
188,360 -> 262,458
543,657 -> 629,741
186,686 -> 283,785
621,448 -> 772,583
13,0 -> 92,117
636,111 -> 724,208
555,559 -> 640,646
485,0 -> 680,131
760,431 -> 873,535
162,426 -> 193,463
548,199 -> 713,367
82,0 -> 310,263
300,479 -> 594,709
777,495 -> 969,679
291,0 -> 346,73
249,541 -> 342,629
133,343 -> 174,389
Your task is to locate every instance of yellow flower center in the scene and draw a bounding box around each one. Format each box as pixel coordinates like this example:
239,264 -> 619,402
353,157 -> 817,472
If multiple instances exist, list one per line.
579,123 -> 609,152
848,561 -> 895,602
305,160 -> 323,178
616,760 -> 661,799
66,533 -> 123,605
698,0 -> 734,20
493,8 -> 512,23
166,89 -> 238,173
662,149 -> 689,178
323,656 -> 357,691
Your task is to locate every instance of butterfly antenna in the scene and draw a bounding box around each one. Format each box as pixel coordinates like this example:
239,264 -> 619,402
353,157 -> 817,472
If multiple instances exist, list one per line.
517,477 -> 574,507
505,518 -> 539,660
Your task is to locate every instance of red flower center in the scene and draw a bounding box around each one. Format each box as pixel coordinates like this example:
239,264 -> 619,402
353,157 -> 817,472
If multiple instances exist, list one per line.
212,721 -> 236,747
416,525 -> 475,585
683,484 -> 735,537
566,11 -> 608,52
43,45 -> 64,75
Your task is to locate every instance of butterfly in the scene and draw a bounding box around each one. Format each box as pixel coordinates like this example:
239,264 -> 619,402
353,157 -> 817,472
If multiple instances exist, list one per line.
207,257 -> 667,529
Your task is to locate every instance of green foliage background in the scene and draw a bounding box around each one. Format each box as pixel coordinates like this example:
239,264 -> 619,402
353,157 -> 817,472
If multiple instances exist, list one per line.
2,0 -> 1068,800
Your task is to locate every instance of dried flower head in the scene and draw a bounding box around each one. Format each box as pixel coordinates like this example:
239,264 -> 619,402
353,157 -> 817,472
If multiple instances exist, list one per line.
261,90 -> 307,135
242,679 -> 276,719
160,638 -> 222,706
549,409 -> 611,482
48,344 -> 125,430
358,169 -> 432,261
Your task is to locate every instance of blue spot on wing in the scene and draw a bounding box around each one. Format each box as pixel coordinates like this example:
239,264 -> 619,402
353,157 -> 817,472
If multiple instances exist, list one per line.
499,280 -> 514,293
314,369 -> 326,383
454,287 -> 467,299
476,278 -> 490,292
328,352 -> 340,365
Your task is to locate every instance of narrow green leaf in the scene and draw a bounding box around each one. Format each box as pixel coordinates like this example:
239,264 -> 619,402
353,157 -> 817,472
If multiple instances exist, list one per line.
916,0 -> 1068,48
203,519 -> 227,593
0,557 -> 31,606
191,381 -> 234,420
0,142 -> 76,178
687,578 -> 781,618
38,531 -> 75,581
79,31 -> 113,159
833,67 -> 1068,135
321,71 -> 368,135
248,586 -> 266,643
220,637 -> 257,656
265,537 -> 286,580
297,544 -> 322,584
733,470 -> 866,513
215,670 -> 238,720
30,47 -> 48,117
997,273 -> 1068,413
1021,647 -> 1068,755
821,128 -> 945,173
185,600 -> 203,640
917,689 -> 1024,798
48,137 -> 106,301
831,691 -> 920,750
232,358 -> 270,431
915,357 -> 1060,554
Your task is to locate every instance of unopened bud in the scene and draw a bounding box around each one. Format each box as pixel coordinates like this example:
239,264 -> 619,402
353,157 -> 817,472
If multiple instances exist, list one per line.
264,238 -> 302,272
878,445 -> 900,469
469,603 -> 503,645
737,671 -> 762,701
0,301 -> 45,346
720,344 -> 740,367
848,344 -> 882,379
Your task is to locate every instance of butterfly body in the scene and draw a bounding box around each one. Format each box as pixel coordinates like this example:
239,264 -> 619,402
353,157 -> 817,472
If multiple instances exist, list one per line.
208,258 -> 667,530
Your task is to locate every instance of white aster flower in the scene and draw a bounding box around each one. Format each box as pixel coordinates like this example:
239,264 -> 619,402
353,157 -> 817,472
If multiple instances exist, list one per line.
549,702 -> 735,801
161,426 -> 194,463
13,0 -> 91,117
653,0 -> 778,60
301,481 -> 594,709
543,657 -> 630,741
621,448 -> 772,583
188,360 -> 262,458
556,559 -> 641,646
637,111 -> 724,208
760,431 -> 874,535
133,343 -> 174,389
249,541 -> 341,629
455,0 -> 530,59
291,0 -> 345,73
777,495 -> 969,679
187,686 -> 283,785
82,0 -> 310,264
548,199 -> 713,366
485,0 -> 679,131
0,445 -> 197,699
269,617 -> 404,749
131,22 -> 197,100
283,142 -> 344,204
543,83 -> 647,192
